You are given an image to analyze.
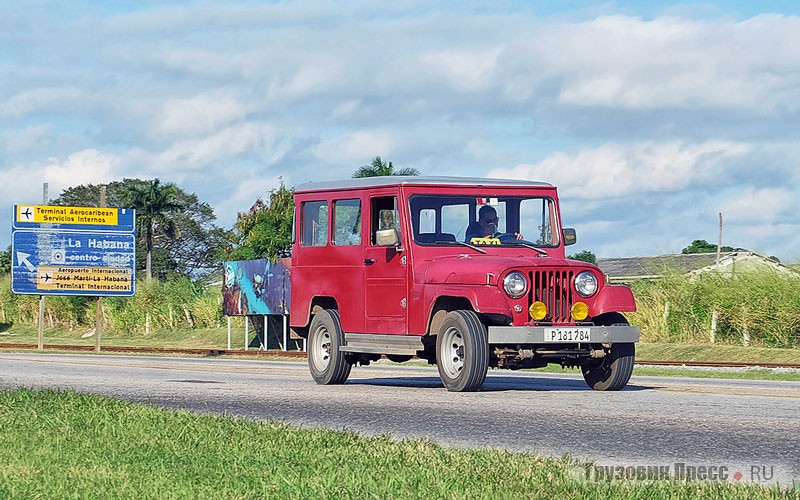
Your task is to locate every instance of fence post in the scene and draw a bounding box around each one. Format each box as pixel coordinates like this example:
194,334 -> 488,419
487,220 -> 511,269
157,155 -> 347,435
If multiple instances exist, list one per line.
710,310 -> 718,344
227,316 -> 231,350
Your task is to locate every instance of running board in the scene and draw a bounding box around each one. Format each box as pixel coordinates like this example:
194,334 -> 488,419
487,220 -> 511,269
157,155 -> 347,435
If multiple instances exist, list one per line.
339,333 -> 424,355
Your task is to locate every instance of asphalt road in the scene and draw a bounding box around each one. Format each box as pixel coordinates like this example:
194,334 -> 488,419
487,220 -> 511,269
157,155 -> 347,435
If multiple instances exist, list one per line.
1,353 -> 798,485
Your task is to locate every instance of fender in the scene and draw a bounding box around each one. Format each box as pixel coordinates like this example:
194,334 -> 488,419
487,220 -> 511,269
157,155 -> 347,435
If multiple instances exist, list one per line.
425,285 -> 513,318
591,284 -> 637,316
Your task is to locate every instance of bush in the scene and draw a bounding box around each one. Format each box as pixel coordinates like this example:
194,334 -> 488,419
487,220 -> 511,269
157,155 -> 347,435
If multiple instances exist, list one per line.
0,273 -> 224,335
629,269 -> 800,347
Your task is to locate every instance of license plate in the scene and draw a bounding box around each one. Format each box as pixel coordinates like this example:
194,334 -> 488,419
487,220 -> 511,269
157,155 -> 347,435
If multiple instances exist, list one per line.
543,327 -> 591,343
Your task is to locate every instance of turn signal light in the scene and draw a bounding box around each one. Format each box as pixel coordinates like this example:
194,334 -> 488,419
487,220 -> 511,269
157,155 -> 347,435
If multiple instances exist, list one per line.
571,302 -> 589,321
529,301 -> 547,321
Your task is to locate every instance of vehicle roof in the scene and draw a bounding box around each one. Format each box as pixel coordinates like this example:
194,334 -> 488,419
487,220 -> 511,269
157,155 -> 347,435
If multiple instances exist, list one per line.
294,176 -> 553,193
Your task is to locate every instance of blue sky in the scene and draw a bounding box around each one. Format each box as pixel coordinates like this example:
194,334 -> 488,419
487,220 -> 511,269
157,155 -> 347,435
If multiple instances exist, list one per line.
2,1 -> 799,262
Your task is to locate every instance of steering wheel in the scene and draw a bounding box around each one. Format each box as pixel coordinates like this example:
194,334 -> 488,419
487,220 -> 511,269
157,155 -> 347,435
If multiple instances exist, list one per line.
495,233 -> 519,242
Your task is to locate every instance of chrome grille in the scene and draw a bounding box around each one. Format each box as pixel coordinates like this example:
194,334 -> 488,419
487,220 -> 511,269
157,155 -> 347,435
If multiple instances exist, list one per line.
529,270 -> 575,324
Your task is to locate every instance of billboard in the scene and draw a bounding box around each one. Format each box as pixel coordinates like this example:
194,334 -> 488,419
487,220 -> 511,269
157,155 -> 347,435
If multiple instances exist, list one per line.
222,258 -> 290,316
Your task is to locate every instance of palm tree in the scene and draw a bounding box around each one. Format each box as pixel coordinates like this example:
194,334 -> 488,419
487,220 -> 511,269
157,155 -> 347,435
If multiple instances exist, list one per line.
123,179 -> 186,280
352,156 -> 420,178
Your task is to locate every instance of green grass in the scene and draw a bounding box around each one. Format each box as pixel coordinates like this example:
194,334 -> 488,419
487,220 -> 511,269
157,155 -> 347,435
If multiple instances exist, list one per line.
3,323 -> 800,381
3,323 -> 799,363
636,343 -> 800,365
629,269 -> 800,348
532,364 -> 800,382
0,389 -> 795,499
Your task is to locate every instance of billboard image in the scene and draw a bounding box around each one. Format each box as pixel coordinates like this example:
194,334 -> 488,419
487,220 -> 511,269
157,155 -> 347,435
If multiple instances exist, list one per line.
222,258 -> 290,316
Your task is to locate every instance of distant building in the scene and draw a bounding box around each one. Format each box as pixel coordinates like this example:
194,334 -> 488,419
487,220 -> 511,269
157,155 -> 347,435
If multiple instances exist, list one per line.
596,251 -> 791,284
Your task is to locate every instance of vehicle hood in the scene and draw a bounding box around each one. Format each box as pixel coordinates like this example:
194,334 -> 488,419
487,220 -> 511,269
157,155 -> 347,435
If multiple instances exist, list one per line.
419,253 -> 593,285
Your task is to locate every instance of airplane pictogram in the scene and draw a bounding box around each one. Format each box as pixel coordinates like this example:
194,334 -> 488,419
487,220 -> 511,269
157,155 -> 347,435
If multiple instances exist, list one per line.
41,273 -> 52,283
20,207 -> 33,220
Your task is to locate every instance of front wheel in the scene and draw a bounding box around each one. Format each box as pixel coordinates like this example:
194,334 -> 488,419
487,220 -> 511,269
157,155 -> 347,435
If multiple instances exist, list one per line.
307,309 -> 351,385
436,310 -> 489,392
581,342 -> 635,391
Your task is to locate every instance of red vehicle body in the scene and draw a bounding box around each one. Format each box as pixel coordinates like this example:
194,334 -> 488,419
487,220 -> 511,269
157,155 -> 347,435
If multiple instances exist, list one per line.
290,176 -> 639,391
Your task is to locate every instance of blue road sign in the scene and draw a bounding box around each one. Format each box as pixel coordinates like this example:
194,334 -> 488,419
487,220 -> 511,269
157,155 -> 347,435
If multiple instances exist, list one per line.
12,230 -> 136,296
13,205 -> 135,232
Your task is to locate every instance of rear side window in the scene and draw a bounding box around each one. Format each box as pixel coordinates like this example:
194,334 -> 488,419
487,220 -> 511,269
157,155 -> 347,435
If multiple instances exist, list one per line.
302,200 -> 328,246
334,199 -> 362,246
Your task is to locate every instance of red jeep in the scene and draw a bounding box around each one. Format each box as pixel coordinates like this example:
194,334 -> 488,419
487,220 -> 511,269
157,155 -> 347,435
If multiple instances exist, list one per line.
290,176 -> 639,391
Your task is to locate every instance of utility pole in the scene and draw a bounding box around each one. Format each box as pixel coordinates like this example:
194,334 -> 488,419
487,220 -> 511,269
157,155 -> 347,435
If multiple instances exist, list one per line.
95,185 -> 106,353
716,212 -> 723,267
38,183 -> 48,350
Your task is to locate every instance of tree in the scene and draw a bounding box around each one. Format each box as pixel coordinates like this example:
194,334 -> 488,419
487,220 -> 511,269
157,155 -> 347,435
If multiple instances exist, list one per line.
568,250 -> 596,264
682,239 -> 733,254
223,181 -> 294,262
53,179 -> 222,281
121,179 -> 186,280
352,156 -> 420,178
0,245 -> 10,274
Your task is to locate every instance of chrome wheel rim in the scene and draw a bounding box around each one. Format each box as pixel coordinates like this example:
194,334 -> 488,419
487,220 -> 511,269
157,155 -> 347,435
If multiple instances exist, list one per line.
311,325 -> 332,372
440,326 -> 465,378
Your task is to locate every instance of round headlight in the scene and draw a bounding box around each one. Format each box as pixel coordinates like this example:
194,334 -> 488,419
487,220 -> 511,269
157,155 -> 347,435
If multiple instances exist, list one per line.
503,271 -> 528,299
574,271 -> 598,297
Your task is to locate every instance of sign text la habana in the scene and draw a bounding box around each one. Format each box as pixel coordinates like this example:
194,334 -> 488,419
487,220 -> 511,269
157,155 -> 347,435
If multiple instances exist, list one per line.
12,205 -> 137,297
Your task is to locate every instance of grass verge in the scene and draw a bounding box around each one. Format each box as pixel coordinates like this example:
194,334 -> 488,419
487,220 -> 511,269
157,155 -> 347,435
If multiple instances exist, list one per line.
0,389 -> 795,499
2,324 -> 799,363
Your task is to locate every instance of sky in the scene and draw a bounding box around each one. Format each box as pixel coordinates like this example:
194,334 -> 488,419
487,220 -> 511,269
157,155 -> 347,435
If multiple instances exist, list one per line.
2,1 -> 800,262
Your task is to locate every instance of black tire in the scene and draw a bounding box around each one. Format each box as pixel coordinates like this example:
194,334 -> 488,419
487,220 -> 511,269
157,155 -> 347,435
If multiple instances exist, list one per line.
307,310 -> 351,385
581,313 -> 635,391
436,310 -> 489,392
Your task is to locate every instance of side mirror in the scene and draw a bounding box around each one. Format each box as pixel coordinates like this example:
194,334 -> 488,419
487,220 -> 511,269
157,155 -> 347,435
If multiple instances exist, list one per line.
376,228 -> 399,246
376,209 -> 401,247
562,228 -> 577,246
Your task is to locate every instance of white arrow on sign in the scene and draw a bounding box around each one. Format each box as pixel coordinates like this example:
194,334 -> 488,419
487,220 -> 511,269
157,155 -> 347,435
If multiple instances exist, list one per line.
16,251 -> 35,272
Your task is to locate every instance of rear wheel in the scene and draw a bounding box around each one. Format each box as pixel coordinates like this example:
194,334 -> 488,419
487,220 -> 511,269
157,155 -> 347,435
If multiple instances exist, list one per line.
581,313 -> 635,391
308,309 -> 351,385
436,310 -> 489,392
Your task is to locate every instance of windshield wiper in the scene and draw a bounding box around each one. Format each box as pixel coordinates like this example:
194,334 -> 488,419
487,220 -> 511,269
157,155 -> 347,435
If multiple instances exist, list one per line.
436,240 -> 488,254
501,241 -> 549,256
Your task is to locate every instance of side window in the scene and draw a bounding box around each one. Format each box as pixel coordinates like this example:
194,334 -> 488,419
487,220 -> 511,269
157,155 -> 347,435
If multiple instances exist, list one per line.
302,200 -> 328,247
334,199 -> 362,246
371,196 -> 400,246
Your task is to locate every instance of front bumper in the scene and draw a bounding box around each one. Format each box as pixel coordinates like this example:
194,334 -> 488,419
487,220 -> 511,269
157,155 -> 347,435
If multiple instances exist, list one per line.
487,325 -> 640,344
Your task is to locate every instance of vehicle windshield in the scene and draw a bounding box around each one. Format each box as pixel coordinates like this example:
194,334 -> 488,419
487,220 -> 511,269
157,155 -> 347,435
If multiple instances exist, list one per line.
409,194 -> 560,247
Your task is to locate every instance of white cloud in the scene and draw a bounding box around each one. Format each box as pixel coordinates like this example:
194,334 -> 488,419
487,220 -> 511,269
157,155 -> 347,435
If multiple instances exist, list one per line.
154,122 -> 279,172
158,90 -> 251,136
0,124 -> 52,153
42,149 -> 120,188
0,149 -> 119,208
313,130 -> 396,165
488,141 -> 752,199
419,48 -> 501,91
719,187 -> 796,224
213,173 -> 286,229
0,88 -> 84,118
515,14 -> 800,112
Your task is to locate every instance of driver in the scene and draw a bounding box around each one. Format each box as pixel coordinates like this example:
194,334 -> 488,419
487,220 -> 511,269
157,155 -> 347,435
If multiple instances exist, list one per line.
466,205 -> 524,241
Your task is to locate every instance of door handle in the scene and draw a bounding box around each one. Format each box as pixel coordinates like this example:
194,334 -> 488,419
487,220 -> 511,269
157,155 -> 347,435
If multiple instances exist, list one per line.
363,258 -> 375,265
